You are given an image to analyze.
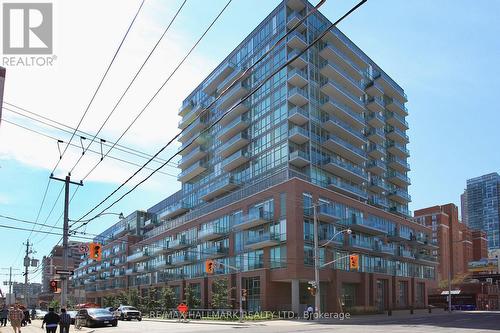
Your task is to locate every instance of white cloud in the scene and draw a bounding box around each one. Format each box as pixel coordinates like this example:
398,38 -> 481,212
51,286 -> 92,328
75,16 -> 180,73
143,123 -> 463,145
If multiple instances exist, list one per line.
0,0 -> 218,187
0,193 -> 10,205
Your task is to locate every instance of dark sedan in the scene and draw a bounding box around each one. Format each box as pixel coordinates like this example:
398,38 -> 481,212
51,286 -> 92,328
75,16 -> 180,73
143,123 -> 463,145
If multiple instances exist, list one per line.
76,308 -> 118,327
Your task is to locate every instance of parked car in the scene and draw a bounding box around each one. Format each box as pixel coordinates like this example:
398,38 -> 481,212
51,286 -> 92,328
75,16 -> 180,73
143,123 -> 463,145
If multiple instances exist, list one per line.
35,309 -> 48,319
106,307 -> 120,319
116,305 -> 142,321
67,310 -> 78,324
76,308 -> 118,327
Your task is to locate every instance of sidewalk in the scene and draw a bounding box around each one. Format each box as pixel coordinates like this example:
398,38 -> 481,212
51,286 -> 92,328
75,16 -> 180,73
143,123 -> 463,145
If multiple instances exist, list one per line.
0,319 -> 93,333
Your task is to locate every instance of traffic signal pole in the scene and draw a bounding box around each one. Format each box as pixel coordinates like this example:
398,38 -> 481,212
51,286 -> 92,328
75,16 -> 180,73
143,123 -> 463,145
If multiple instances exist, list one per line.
313,203 -> 321,317
49,174 -> 82,308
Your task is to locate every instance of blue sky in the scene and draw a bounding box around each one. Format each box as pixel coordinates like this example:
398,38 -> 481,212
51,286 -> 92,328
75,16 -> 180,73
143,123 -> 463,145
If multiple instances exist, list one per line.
0,0 -> 499,283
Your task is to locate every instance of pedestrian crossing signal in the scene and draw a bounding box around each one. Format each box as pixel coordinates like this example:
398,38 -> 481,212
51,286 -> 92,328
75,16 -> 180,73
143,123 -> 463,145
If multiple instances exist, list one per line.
349,254 -> 359,270
50,280 -> 58,292
89,243 -> 102,261
205,260 -> 215,274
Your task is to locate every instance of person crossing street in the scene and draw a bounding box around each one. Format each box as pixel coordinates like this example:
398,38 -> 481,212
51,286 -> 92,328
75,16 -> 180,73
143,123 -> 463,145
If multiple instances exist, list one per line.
8,304 -> 23,333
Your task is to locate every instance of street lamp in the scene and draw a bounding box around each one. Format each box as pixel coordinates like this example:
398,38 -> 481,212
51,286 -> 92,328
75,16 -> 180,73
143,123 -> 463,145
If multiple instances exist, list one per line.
312,201 -> 352,317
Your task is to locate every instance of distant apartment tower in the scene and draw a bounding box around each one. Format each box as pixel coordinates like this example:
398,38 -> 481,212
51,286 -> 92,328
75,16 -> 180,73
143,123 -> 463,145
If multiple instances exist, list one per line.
464,173 -> 500,250
414,203 -> 487,281
0,66 -> 5,124
460,190 -> 468,225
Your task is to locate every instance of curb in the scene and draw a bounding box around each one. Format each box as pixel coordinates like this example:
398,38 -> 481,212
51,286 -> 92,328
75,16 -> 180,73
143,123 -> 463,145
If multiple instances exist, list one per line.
143,318 -> 254,326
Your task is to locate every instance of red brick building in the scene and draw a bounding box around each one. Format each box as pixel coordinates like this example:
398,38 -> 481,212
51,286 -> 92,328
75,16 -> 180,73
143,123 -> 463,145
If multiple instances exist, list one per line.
414,203 -> 488,282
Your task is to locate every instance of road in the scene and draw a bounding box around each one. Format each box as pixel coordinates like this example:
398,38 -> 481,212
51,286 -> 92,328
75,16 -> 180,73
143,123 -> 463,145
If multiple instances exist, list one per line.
1,312 -> 499,333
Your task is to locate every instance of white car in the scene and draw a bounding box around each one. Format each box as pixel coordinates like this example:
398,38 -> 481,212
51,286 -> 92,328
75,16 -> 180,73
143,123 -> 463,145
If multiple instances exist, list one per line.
35,309 -> 48,319
116,306 -> 142,321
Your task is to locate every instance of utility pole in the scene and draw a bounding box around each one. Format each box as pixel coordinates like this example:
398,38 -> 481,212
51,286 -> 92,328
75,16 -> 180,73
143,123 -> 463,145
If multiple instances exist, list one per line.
313,202 -> 321,317
23,239 -> 32,307
49,174 -> 83,308
1,267 -> 21,305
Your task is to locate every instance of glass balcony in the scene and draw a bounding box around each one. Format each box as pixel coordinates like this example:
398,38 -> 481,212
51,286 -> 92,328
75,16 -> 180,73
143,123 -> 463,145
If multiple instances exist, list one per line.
158,201 -> 191,220
322,115 -> 366,146
179,100 -> 194,117
288,49 -> 308,69
219,132 -> 249,158
216,66 -> 248,96
318,43 -> 364,80
127,250 -> 149,263
218,114 -> 250,142
328,176 -> 368,199
222,149 -> 249,172
386,111 -> 409,130
321,28 -> 370,71
320,97 -> 364,129
388,189 -> 412,203
386,127 -> 409,143
320,61 -> 364,97
287,68 -> 308,88
367,159 -> 386,174
374,242 -> 396,255
288,86 -> 309,106
366,96 -> 384,113
203,61 -> 236,95
322,136 -> 367,164
219,99 -> 250,126
366,127 -> 385,144
387,170 -> 411,187
286,0 -> 306,11
322,156 -> 367,184
368,195 -> 389,209
397,247 -> 415,259
386,141 -> 410,157
316,204 -> 342,223
348,235 -> 375,250
289,126 -> 310,145
375,72 -> 408,103
367,143 -> 385,159
171,253 -> 196,266
366,112 -> 385,128
289,150 -> 310,168
178,160 -> 207,183
286,11 -> 306,31
415,253 -> 437,264
200,175 -> 241,201
245,232 -> 281,250
388,155 -> 410,172
234,209 -> 273,230
178,102 -> 206,130
219,82 -> 249,111
386,97 -> 409,116
198,225 -> 228,242
320,80 -> 364,112
178,117 -> 207,143
125,267 -> 138,276
365,79 -> 384,97
286,30 -> 307,50
369,177 -> 389,193
347,216 -> 388,235
178,146 -> 207,169
167,237 -> 190,250
389,205 -> 410,217
288,105 -> 309,126
202,246 -> 229,259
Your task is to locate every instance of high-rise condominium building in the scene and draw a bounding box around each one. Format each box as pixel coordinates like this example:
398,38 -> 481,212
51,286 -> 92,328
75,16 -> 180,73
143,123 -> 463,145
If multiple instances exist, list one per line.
73,0 -> 435,313
464,173 -> 500,250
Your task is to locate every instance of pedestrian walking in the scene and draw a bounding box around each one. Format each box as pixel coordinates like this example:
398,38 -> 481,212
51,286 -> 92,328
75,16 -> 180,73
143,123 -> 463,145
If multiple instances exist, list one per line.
59,308 -> 71,333
30,308 -> 36,321
22,308 -> 31,326
306,304 -> 314,320
0,304 -> 8,327
8,304 -> 23,333
41,307 -> 60,333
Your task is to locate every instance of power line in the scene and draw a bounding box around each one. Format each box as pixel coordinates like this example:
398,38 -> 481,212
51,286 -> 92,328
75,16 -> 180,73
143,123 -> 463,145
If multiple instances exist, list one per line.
2,118 -> 179,178
2,103 -> 178,168
72,0 -> 332,227
68,0 -> 189,177
0,214 -> 100,237
0,223 -> 95,240
51,0 -> 146,175
75,0 -> 233,183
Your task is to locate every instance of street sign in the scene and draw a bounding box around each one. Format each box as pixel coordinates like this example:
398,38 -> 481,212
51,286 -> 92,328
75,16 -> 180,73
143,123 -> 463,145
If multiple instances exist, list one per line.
56,270 -> 74,276
177,303 -> 188,314
79,243 -> 89,254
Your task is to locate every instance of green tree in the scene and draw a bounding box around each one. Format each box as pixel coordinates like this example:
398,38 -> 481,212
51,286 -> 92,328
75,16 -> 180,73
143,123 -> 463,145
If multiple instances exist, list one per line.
49,299 -> 60,312
184,284 -> 201,309
211,278 -> 229,309
159,286 -> 177,310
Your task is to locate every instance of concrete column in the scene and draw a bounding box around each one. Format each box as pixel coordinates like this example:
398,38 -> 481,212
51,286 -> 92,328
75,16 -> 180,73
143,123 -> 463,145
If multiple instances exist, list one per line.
291,279 -> 300,314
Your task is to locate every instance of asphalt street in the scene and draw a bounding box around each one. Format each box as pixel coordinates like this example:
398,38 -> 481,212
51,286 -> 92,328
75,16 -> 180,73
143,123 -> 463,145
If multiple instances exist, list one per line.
0,311 -> 498,333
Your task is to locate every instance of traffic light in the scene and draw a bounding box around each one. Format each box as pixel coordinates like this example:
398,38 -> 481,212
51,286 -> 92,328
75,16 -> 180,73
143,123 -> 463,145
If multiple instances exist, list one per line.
349,254 -> 359,270
49,280 -> 58,292
89,243 -> 102,261
205,260 -> 215,274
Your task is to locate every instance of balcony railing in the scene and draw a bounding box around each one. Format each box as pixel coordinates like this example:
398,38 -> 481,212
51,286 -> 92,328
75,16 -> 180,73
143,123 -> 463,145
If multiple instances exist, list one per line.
246,232 -> 281,248
234,209 -> 273,230
329,177 -> 367,199
324,135 -> 366,158
323,115 -> 366,143
324,156 -> 367,179
127,250 -> 149,263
